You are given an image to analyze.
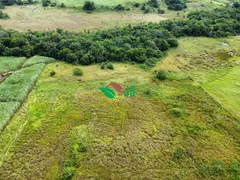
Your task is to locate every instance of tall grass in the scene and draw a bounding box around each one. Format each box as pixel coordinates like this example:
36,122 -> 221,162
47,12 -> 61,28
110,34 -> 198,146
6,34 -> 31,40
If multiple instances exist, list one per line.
0,57 -> 26,74
23,56 -> 55,68
0,102 -> 20,130
0,63 -> 45,102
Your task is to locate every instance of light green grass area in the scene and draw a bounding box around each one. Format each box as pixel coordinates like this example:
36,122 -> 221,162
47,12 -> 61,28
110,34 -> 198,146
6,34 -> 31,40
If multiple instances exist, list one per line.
0,102 -> 20,131
0,60 -> 239,179
0,57 -> 26,74
0,63 -> 45,102
23,56 -> 56,68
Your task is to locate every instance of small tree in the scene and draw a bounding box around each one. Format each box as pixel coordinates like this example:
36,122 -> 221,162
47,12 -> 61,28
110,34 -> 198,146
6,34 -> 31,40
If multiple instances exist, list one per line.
83,1 -> 96,11
233,2 -> 240,8
100,62 -> 105,69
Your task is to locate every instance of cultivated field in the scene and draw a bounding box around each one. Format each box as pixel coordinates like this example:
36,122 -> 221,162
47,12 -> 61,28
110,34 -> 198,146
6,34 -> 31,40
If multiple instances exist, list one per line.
0,36 -> 240,179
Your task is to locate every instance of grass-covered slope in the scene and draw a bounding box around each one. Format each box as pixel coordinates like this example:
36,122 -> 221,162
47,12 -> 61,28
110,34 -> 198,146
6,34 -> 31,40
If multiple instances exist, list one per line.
0,59 -> 239,179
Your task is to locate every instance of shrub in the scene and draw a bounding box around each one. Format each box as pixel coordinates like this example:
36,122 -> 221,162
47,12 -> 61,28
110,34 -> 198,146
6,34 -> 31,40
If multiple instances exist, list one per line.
83,1 -> 96,11
170,107 -> 184,117
156,70 -> 167,80
73,68 -> 83,76
60,3 -> 66,8
50,71 -> 56,77
106,63 -> 114,70
42,0 -> 51,7
158,9 -> 165,14
100,62 -> 105,69
114,4 -> 125,11
0,11 -> 9,19
133,3 -> 140,7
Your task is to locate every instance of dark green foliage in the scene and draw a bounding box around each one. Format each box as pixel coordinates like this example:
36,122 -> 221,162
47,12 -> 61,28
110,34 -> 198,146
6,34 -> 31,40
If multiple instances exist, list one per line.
50,71 -> 56,76
60,3 -> 66,8
73,68 -> 83,76
42,0 -> 50,7
158,9 -> 165,14
156,70 -> 167,80
106,63 -> 114,70
233,2 -> 240,8
170,107 -> 183,117
0,3 -> 5,9
0,11 -> 9,19
1,0 -> 15,6
165,0 -> 187,11
173,148 -> 184,160
148,0 -> 159,8
83,1 -> 96,11
114,4 -> 125,11
100,62 -> 105,69
133,3 -> 140,7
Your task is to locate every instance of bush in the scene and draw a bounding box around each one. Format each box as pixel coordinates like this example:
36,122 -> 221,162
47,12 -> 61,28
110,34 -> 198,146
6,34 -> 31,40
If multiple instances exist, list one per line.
170,107 -> 184,117
158,9 -> 165,14
106,63 -> 114,70
42,0 -> 50,7
73,68 -> 83,76
83,1 -> 96,11
0,11 -> 9,19
156,70 -> 167,80
148,0 -> 159,8
50,71 -> 56,77
233,2 -> 240,8
114,4 -> 125,11
100,62 -> 105,69
133,3 -> 140,7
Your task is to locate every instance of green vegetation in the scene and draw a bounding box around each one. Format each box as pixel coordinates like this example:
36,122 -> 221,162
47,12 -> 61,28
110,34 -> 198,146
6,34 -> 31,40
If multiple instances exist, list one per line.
0,5 -> 240,67
165,0 -> 187,10
50,70 -> 56,76
106,63 -> 114,70
0,63 -> 45,102
0,102 -> 20,130
22,56 -> 55,67
72,68 -> 83,76
0,11 -> 9,19
0,57 -> 26,74
83,1 -> 96,11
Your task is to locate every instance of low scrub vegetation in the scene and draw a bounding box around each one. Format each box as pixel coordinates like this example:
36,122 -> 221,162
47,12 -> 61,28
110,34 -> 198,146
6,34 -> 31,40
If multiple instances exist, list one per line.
0,63 -> 45,102
0,11 -> 9,19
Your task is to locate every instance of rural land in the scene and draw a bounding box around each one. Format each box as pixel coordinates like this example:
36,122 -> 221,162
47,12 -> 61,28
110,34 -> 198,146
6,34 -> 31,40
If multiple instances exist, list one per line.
0,0 -> 240,179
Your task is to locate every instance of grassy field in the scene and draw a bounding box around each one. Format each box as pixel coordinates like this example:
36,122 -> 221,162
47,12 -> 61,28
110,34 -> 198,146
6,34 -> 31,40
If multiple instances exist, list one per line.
0,5 -> 169,32
0,53 -> 239,179
0,57 -> 26,74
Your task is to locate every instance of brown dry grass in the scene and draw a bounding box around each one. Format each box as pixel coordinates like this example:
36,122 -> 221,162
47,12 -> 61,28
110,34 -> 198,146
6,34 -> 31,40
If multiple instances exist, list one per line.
0,5 -> 167,32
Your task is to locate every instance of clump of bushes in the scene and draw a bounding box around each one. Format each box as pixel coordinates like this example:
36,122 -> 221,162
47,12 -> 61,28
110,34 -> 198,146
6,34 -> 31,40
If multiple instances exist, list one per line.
83,1 -> 96,11
165,0 -> 187,11
73,68 -> 83,76
114,4 -> 125,11
106,63 -> 114,70
169,107 -> 184,117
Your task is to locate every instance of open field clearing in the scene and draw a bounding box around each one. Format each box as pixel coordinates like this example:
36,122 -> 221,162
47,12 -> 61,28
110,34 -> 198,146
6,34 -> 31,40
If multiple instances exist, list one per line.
0,55 -> 239,179
0,57 -> 26,74
0,5 -> 168,32
156,36 -> 240,119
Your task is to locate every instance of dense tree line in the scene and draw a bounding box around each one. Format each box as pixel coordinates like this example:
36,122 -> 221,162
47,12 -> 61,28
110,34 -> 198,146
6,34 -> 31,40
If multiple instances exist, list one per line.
0,6 -> 240,65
